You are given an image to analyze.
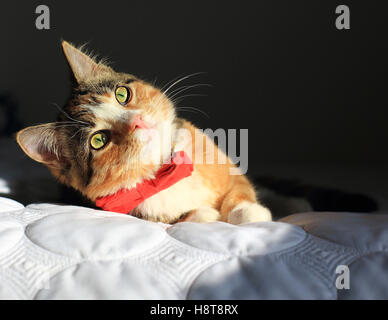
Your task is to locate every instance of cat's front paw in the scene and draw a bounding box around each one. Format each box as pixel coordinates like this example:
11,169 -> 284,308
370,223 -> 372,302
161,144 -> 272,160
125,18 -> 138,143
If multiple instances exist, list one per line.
184,207 -> 220,223
228,201 -> 272,225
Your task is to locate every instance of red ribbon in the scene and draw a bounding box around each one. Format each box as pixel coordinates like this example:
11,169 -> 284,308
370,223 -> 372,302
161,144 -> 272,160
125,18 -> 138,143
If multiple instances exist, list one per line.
95,151 -> 193,214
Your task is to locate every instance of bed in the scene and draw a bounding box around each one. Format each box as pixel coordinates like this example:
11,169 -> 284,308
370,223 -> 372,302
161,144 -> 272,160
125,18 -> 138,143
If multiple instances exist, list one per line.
0,137 -> 387,300
0,196 -> 387,300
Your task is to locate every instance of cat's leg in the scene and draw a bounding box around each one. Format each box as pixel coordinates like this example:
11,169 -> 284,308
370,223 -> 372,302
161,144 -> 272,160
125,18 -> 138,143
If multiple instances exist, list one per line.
226,201 -> 271,224
220,176 -> 272,224
181,206 -> 220,223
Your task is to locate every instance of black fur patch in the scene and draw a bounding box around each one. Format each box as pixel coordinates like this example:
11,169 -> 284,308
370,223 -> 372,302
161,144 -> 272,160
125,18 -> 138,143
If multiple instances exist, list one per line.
254,175 -> 378,215
85,152 -> 94,186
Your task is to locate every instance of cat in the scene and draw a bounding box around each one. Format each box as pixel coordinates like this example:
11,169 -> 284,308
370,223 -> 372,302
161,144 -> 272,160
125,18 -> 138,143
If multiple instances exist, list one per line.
15,41 -> 272,224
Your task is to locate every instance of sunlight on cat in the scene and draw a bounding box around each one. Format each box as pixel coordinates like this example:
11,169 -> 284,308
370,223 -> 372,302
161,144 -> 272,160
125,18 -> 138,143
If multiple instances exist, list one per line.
15,41 -> 272,224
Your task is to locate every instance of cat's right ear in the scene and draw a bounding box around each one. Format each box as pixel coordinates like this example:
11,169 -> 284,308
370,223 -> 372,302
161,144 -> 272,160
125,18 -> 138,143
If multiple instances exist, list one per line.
61,41 -> 111,83
16,123 -> 66,168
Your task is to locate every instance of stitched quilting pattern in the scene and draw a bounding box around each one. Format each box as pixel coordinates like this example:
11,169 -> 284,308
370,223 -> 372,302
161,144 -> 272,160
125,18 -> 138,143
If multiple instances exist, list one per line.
0,198 -> 387,299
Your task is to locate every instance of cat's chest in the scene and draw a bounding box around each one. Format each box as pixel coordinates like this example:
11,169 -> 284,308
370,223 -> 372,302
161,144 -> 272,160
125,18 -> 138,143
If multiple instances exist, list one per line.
135,170 -> 213,221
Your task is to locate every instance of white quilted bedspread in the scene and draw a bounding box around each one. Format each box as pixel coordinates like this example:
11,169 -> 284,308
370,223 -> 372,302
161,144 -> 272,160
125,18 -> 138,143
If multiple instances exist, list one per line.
0,196 -> 387,300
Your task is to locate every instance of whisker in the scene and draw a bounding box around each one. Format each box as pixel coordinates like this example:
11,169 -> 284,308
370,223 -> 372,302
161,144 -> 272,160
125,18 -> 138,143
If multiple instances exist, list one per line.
150,72 -> 211,119
70,127 -> 87,140
162,72 -> 207,96
168,84 -> 211,100
151,77 -> 158,88
172,94 -> 208,104
176,106 -> 210,118
55,121 -> 85,125
151,75 -> 190,109
50,102 -> 89,125
158,74 -> 184,92
54,124 -> 87,129
54,123 -> 85,126
159,72 -> 207,94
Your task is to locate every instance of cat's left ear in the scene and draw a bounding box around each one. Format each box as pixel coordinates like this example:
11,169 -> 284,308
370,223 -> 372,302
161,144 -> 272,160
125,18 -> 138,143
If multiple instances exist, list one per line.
62,41 -> 111,83
16,123 -> 67,168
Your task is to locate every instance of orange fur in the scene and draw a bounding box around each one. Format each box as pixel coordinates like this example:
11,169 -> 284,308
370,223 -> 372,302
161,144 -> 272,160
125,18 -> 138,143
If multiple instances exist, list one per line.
16,41 -> 272,224
172,120 -> 261,222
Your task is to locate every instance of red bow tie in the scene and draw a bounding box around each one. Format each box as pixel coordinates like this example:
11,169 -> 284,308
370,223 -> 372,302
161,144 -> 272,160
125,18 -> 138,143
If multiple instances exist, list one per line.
95,151 -> 193,214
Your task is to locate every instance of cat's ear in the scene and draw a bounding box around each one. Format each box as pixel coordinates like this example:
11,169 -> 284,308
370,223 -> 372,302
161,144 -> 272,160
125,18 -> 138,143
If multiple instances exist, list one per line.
62,41 -> 111,83
16,123 -> 66,168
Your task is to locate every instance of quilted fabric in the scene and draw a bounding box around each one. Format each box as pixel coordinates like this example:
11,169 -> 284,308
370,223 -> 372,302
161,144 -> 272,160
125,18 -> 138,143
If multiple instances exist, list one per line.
0,196 -> 387,300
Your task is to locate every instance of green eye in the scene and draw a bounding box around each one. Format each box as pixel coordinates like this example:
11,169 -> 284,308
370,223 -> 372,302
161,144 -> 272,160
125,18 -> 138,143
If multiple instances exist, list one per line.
90,131 -> 109,150
115,86 -> 130,105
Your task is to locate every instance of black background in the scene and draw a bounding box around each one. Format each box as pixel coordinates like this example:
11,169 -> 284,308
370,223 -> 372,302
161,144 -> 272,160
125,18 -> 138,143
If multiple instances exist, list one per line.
0,1 -> 387,195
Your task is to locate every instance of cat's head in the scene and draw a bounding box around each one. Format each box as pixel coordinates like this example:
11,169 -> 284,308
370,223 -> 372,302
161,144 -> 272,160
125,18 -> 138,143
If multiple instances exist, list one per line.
16,41 -> 177,200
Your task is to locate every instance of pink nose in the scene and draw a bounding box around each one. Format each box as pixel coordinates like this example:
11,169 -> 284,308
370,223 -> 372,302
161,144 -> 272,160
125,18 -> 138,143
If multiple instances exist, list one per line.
129,115 -> 149,132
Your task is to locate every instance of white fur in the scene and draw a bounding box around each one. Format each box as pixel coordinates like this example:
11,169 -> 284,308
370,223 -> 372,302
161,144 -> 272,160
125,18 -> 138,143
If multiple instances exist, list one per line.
84,102 -> 136,126
228,201 -> 272,225
185,207 -> 220,223
134,122 -> 214,222
136,171 -> 214,222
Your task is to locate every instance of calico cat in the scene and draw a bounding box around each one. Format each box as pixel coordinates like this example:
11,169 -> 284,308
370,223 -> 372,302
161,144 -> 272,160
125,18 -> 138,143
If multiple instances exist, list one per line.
16,41 -> 272,224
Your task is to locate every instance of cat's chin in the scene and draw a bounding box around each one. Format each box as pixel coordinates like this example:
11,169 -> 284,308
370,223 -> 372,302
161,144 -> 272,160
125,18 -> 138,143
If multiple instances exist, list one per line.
132,127 -> 154,141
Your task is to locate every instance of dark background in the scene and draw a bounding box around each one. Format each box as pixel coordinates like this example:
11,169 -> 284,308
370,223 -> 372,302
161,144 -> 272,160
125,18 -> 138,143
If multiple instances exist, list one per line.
0,1 -> 387,208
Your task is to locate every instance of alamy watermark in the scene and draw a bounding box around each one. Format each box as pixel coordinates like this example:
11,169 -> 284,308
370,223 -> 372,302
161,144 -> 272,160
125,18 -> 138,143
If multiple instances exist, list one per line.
335,265 -> 350,290
136,126 -> 249,175
335,5 -> 350,30
35,5 -> 351,31
35,5 -> 50,30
